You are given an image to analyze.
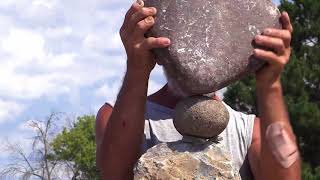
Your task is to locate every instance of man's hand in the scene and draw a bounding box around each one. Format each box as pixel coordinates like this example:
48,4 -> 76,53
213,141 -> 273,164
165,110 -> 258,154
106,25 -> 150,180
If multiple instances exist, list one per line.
120,0 -> 171,75
253,12 -> 293,88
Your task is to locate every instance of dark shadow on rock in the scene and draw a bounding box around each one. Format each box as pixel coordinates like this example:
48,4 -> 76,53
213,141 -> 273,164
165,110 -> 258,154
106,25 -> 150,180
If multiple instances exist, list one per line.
166,136 -> 222,153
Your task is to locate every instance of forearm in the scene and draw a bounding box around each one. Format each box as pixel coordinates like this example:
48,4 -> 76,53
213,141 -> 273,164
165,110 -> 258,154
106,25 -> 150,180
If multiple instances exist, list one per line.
256,79 -> 301,180
257,80 -> 291,129
100,68 -> 150,179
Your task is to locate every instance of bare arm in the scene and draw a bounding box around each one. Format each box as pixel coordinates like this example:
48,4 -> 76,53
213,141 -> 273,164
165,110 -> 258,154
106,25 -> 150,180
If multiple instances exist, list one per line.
99,69 -> 150,179
95,103 -> 113,169
256,77 -> 300,180
249,12 -> 301,180
96,1 -> 171,179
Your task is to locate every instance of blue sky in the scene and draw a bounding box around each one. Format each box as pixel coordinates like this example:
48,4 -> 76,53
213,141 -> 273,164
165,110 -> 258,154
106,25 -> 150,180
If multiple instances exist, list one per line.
0,0 -> 280,170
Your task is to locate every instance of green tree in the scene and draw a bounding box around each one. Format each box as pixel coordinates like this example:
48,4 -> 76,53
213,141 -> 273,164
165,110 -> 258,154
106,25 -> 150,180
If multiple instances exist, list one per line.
51,115 -> 100,180
224,0 -> 320,178
302,163 -> 320,180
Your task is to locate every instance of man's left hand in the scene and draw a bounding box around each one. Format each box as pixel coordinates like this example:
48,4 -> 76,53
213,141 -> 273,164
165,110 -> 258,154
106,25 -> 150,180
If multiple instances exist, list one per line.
254,12 -> 293,88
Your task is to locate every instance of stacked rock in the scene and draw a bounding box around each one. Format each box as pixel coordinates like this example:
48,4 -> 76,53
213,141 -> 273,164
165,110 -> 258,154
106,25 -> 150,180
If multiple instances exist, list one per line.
134,96 -> 235,179
134,0 -> 280,179
145,0 -> 280,95
174,96 -> 229,139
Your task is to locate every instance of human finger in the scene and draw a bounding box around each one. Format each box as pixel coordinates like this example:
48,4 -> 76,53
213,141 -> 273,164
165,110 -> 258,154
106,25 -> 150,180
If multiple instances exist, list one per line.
127,7 -> 157,34
263,28 -> 291,48
120,2 -> 143,39
281,12 -> 293,33
253,49 -> 287,67
134,16 -> 156,36
125,1 -> 144,22
141,37 -> 171,50
255,35 -> 286,55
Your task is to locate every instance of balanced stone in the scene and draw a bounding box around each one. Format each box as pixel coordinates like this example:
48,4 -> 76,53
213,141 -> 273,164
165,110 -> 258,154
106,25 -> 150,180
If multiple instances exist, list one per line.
145,0 -> 281,95
134,141 -> 241,179
174,96 -> 229,138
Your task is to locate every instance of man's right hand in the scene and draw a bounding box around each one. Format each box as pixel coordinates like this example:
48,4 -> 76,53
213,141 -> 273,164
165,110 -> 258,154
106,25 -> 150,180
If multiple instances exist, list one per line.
120,0 -> 171,75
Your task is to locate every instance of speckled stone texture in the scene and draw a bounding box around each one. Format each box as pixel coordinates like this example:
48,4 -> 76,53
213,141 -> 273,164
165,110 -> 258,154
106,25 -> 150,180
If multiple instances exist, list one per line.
174,96 -> 229,138
145,0 -> 281,95
134,141 -> 241,179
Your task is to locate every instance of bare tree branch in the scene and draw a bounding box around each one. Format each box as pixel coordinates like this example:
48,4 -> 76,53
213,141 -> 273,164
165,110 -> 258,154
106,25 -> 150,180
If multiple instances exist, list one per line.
0,112 -> 67,180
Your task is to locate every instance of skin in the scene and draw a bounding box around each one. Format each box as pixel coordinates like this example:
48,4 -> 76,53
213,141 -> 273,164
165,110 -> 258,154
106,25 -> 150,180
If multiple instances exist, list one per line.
95,2 -> 301,179
250,12 -> 301,180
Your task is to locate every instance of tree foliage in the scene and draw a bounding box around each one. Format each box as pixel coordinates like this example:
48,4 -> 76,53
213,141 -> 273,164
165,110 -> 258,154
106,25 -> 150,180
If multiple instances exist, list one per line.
51,115 -> 99,180
224,0 -> 320,178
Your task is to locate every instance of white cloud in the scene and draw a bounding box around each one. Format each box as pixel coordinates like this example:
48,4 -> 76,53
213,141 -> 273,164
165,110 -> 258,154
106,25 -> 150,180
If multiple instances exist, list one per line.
94,77 -> 166,107
0,0 -> 132,104
2,28 -> 45,61
32,0 -> 58,9
83,32 -> 123,52
0,27 -> 126,100
45,26 -> 73,39
0,99 -> 25,123
95,80 -> 122,107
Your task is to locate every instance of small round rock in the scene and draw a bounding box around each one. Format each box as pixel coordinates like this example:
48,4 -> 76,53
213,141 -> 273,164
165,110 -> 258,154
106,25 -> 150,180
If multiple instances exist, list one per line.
174,96 -> 229,139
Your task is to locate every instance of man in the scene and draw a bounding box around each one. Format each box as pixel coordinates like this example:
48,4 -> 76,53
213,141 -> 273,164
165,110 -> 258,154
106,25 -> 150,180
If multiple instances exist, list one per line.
96,1 -> 301,179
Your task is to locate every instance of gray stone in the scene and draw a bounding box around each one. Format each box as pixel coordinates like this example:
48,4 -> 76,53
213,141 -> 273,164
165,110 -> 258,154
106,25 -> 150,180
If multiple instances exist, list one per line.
174,96 -> 229,138
145,0 -> 281,95
134,141 -> 241,179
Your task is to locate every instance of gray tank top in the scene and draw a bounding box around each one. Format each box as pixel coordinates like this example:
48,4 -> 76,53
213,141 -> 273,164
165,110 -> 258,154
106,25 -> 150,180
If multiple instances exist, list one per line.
142,101 -> 255,179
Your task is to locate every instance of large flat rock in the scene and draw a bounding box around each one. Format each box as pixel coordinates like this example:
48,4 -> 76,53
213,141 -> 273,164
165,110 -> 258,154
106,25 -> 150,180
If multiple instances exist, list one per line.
134,141 -> 241,179
145,0 -> 280,95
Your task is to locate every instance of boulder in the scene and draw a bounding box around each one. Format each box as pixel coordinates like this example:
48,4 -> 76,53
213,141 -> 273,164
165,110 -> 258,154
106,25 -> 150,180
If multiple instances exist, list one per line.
145,0 -> 281,95
134,141 -> 241,179
174,96 -> 229,138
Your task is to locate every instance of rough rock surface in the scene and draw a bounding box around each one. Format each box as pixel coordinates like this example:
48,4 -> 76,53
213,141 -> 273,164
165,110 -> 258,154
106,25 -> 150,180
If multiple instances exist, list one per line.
174,96 -> 229,138
145,0 -> 281,95
134,141 -> 241,179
